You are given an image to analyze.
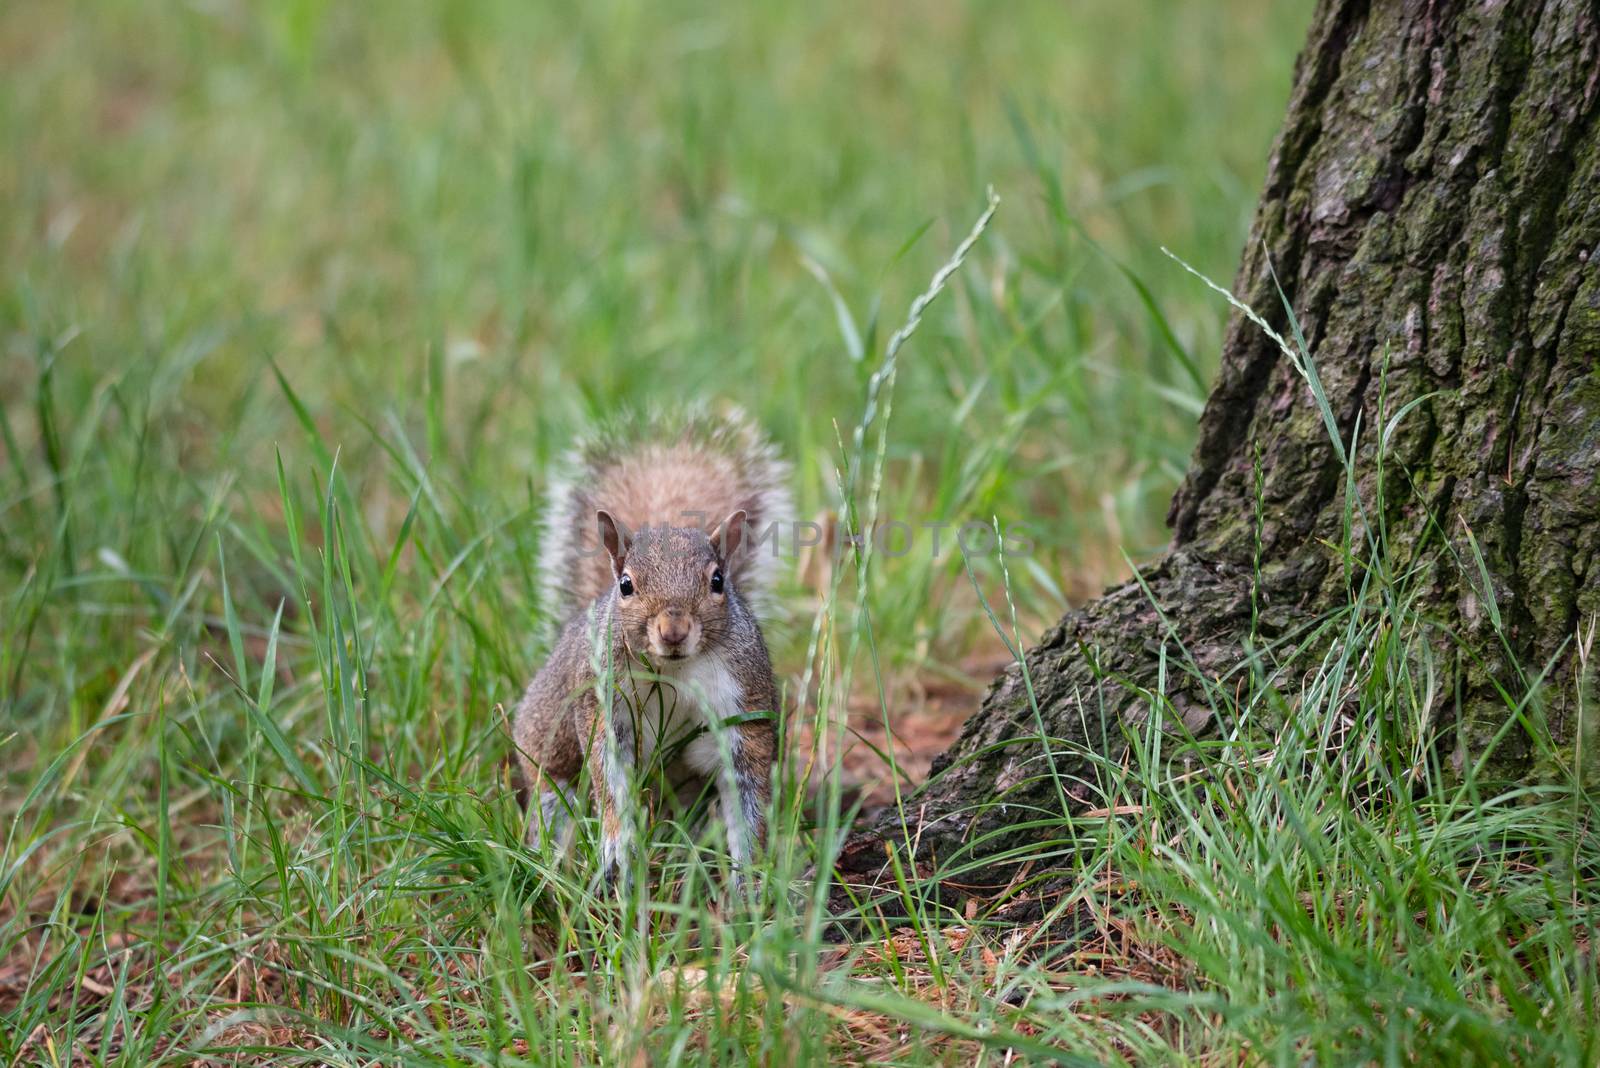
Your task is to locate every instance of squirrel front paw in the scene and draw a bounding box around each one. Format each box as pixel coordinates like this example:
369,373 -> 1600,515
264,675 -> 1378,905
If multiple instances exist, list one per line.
596,832 -> 632,896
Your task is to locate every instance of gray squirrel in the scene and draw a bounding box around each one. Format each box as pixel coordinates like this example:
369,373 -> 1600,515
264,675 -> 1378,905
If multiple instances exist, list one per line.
511,408 -> 793,889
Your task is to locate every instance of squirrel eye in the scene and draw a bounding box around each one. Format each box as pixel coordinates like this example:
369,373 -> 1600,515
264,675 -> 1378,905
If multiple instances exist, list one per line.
709,568 -> 724,594
618,573 -> 634,597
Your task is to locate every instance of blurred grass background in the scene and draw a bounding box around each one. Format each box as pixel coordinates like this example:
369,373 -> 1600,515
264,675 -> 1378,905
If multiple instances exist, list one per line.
2,0 -> 1304,657
0,1 -> 1315,1061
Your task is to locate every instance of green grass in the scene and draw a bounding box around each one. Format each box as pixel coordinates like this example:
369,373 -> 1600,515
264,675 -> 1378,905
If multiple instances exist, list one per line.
5,1 -> 1598,1064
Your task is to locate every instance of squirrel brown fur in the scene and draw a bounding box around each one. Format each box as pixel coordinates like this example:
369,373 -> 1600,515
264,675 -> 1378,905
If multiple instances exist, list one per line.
512,408 -> 792,889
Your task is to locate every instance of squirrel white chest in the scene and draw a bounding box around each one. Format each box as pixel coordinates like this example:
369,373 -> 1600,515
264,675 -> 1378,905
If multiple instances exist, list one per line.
625,652 -> 745,776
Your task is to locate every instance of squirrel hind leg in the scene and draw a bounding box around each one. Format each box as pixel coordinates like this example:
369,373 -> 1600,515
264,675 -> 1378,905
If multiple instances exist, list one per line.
527,781 -> 580,852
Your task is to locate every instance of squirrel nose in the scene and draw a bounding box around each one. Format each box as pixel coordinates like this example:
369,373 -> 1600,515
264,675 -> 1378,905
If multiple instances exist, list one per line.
656,609 -> 692,646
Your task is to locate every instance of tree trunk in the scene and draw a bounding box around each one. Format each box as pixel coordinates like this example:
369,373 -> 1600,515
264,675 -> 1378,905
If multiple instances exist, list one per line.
850,0 -> 1600,874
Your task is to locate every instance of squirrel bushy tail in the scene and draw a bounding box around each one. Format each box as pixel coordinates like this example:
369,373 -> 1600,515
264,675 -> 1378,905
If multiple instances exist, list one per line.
537,406 -> 793,625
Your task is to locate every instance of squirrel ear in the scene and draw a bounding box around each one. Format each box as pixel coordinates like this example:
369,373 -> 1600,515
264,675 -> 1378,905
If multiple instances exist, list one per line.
596,510 -> 629,577
709,509 -> 747,561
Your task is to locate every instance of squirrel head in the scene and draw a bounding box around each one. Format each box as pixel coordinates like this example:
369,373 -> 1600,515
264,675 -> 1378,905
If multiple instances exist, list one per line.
596,508 -> 747,662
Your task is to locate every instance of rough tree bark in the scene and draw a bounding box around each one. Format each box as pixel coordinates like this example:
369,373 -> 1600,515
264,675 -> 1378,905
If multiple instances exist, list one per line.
851,0 -> 1600,873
